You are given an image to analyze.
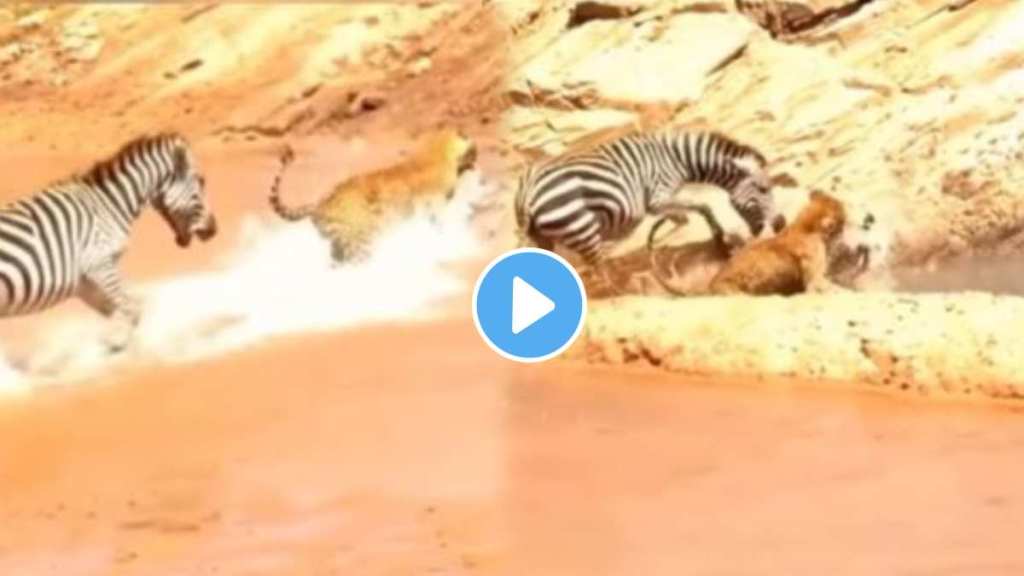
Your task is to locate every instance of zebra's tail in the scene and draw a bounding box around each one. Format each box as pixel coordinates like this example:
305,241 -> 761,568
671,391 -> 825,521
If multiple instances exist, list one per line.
268,144 -> 315,222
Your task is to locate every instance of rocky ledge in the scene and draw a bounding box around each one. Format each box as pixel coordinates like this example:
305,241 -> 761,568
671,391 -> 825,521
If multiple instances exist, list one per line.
569,292 -> 1024,404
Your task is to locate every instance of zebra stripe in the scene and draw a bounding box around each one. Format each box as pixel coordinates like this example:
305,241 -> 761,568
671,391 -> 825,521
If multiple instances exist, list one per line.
0,133 -> 217,345
514,129 -> 782,266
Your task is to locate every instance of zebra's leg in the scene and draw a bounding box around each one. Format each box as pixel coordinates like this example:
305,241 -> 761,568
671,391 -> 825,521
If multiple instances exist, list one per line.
599,261 -> 621,297
582,245 -> 623,297
650,200 -> 732,256
531,237 -> 555,253
78,264 -> 141,352
516,226 -> 555,252
650,200 -> 725,242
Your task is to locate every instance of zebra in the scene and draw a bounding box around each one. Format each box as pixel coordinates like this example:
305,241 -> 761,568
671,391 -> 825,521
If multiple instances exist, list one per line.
514,129 -> 786,291
0,132 -> 217,351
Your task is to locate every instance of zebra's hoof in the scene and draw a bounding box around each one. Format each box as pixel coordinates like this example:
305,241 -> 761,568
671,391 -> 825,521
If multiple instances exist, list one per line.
102,327 -> 135,355
712,238 -> 732,258
714,233 -> 745,258
103,339 -> 129,355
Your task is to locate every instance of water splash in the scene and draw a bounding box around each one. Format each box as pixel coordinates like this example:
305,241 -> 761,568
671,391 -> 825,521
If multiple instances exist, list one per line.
0,355 -> 28,396
0,171 -> 494,390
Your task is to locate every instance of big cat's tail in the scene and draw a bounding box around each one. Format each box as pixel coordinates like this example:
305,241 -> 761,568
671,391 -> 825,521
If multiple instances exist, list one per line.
268,144 -> 315,222
647,215 -> 716,297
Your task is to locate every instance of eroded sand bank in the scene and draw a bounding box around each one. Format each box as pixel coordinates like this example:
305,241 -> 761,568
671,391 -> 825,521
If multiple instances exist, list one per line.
572,293 -> 1024,404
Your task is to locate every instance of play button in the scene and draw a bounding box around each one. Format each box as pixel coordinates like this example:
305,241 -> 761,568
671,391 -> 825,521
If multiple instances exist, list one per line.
473,248 -> 587,363
512,276 -> 554,334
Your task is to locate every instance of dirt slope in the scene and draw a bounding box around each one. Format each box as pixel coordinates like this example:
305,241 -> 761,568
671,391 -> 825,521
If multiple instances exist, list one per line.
0,4 -> 499,150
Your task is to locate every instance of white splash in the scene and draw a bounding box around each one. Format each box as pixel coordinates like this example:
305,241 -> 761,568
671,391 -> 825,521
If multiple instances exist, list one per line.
0,355 -> 28,396
0,171 -> 494,389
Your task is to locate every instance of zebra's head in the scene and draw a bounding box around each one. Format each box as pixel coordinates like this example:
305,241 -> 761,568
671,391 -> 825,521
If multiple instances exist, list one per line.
153,140 -> 217,248
728,153 -> 786,238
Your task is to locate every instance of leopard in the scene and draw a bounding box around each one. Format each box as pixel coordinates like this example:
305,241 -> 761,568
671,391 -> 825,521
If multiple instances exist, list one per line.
268,129 -> 478,263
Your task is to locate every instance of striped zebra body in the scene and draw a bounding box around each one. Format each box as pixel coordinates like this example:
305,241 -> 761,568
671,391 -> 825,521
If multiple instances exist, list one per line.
514,129 -> 784,270
1,182 -> 87,315
0,133 -> 217,349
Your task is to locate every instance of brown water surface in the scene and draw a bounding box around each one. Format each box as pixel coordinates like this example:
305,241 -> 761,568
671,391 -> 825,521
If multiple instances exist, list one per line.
0,316 -> 1022,575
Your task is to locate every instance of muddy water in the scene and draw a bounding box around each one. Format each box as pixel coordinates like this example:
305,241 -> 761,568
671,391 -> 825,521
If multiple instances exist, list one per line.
1,318 -> 1023,575
1,148 -> 1023,574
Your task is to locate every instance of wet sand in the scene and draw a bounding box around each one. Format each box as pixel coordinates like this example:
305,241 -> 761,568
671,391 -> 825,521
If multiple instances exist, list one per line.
2,313 -> 1024,575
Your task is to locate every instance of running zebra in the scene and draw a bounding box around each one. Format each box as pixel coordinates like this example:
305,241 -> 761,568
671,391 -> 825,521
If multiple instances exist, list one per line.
0,132 -> 217,350
514,129 -> 785,290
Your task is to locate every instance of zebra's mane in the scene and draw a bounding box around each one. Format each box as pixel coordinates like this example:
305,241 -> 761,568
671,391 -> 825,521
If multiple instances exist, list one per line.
658,128 -> 768,167
719,133 -> 767,166
76,132 -> 189,186
524,127 -> 769,174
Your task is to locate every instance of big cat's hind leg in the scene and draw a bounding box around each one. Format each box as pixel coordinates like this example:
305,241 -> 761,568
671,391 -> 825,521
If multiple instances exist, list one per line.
329,221 -> 375,265
320,196 -> 376,265
327,233 -> 373,266
329,239 -> 347,266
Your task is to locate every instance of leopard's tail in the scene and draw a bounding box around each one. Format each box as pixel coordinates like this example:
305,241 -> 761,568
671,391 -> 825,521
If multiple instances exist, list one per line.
268,144 -> 315,222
